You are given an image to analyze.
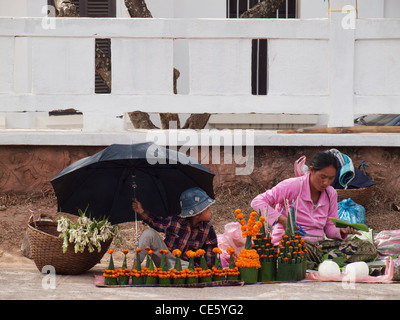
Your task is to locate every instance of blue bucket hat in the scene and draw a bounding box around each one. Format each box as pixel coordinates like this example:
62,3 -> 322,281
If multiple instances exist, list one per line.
179,187 -> 215,218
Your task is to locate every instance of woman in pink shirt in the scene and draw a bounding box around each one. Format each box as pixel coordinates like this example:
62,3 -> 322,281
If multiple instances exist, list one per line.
251,151 -> 359,246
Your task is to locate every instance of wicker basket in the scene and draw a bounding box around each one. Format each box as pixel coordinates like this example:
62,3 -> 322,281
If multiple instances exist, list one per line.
336,186 -> 375,207
27,220 -> 112,275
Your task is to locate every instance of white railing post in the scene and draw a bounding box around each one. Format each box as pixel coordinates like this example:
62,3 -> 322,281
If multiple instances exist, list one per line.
328,0 -> 357,127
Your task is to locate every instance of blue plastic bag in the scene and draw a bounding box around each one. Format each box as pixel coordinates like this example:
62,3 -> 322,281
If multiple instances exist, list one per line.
337,198 -> 367,225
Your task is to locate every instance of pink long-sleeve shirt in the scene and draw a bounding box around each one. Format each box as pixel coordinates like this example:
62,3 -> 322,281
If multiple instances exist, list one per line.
251,173 -> 346,245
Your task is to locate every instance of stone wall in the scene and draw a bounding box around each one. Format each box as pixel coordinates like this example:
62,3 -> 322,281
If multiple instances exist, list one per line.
0,145 -> 398,203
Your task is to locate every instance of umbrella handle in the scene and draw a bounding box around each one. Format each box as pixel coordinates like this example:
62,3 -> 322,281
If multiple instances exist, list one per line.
132,169 -> 139,245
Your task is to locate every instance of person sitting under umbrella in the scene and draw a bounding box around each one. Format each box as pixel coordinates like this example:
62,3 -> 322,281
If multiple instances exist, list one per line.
132,187 -> 218,269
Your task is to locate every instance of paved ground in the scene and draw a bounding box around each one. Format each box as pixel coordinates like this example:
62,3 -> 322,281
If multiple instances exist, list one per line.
1,256 -> 400,301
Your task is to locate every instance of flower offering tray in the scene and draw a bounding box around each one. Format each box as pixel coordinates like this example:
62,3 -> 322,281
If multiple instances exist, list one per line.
94,274 -> 245,288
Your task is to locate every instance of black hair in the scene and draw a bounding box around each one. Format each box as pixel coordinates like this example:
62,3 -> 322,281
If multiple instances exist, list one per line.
309,151 -> 338,172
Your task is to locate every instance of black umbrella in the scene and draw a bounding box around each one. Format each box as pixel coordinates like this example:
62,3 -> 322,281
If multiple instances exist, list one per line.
51,143 -> 215,226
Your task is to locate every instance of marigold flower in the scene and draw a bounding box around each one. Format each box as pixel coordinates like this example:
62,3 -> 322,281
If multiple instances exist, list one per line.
212,247 -> 222,254
234,209 -> 242,214
123,249 -> 129,255
227,248 -> 236,255
108,249 -> 113,254
145,246 -> 151,251
235,248 -> 261,269
136,248 -> 141,253
196,249 -> 205,256
186,250 -> 197,258
172,249 -> 181,256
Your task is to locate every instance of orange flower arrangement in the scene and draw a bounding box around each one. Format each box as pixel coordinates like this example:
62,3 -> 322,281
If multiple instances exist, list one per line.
225,266 -> 240,277
211,247 -> 226,280
170,268 -> 186,279
212,267 -> 226,277
103,269 -> 119,279
185,268 -> 202,278
170,249 -> 186,281
277,232 -> 306,264
118,268 -> 131,277
157,249 -> 171,279
103,249 -> 118,285
235,248 -> 261,269
131,248 -> 144,277
185,250 -> 200,282
118,249 -> 131,282
131,247 -> 145,285
130,268 -> 143,278
198,268 -> 213,278
196,249 -> 213,282
235,209 -> 263,238
224,247 -> 240,279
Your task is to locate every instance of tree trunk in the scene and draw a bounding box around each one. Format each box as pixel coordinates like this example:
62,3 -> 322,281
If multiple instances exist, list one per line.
124,0 -> 153,17
54,0 -> 79,17
128,111 -> 158,129
240,0 -> 286,18
182,114 -> 211,129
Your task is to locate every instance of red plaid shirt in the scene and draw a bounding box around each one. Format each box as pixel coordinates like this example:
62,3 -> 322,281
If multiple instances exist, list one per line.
141,212 -> 217,268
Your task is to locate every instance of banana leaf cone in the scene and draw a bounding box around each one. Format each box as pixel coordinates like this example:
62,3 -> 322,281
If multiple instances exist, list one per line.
258,260 -> 276,282
131,250 -> 144,285
199,255 -> 212,283
226,254 -> 239,281
244,235 -> 253,250
144,254 -> 158,285
158,252 -> 171,285
277,262 -> 303,282
239,267 -> 258,284
104,250 -> 118,285
172,254 -> 186,285
212,253 -> 225,281
185,256 -> 198,284
118,251 -> 130,285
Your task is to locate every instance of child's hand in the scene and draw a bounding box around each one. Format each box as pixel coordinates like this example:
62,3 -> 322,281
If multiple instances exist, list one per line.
132,198 -> 144,215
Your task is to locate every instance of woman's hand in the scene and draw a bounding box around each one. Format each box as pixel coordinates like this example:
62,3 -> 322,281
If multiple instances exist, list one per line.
340,226 -> 361,236
277,215 -> 287,230
132,198 -> 144,215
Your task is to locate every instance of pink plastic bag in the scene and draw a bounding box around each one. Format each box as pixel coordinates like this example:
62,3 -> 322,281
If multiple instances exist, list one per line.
374,229 -> 400,257
294,156 -> 308,177
217,222 -> 246,268
306,257 -> 393,283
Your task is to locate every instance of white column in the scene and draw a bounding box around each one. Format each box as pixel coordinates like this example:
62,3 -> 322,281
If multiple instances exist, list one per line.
328,0 -> 357,127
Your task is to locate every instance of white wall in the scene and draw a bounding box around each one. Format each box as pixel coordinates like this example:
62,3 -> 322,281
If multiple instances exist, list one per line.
145,0 -> 226,18
298,0 -> 400,18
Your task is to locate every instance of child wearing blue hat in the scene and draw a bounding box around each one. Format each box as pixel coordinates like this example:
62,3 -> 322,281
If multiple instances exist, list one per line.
132,187 -> 218,269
